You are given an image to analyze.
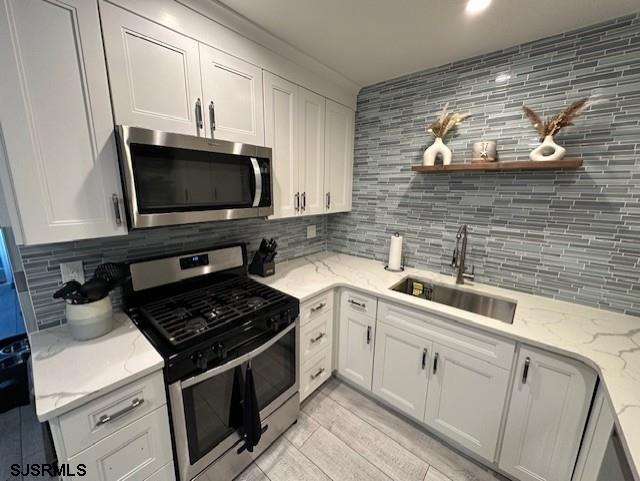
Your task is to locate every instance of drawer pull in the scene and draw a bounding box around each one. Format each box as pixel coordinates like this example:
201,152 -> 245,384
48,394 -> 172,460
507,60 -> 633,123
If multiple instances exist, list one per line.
96,398 -> 144,426
310,302 -> 326,313
522,357 -> 531,384
311,368 -> 325,380
348,299 -> 366,309
310,332 -> 326,344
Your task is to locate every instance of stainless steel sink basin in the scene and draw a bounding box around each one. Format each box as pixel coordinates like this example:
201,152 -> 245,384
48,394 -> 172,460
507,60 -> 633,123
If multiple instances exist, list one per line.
390,277 -> 517,324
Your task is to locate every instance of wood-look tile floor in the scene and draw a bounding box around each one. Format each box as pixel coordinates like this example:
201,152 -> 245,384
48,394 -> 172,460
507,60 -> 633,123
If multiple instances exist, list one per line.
237,378 -> 507,481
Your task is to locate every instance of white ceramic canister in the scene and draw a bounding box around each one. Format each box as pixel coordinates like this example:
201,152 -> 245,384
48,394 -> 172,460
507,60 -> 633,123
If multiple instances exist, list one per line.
65,297 -> 114,341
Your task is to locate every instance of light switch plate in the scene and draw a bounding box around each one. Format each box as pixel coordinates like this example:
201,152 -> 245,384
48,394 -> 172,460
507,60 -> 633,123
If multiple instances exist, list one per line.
307,225 -> 317,239
60,261 -> 84,284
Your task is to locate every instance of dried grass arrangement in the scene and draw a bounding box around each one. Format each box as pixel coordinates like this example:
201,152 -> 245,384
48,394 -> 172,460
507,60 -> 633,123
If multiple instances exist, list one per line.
523,97 -> 603,141
426,103 -> 471,139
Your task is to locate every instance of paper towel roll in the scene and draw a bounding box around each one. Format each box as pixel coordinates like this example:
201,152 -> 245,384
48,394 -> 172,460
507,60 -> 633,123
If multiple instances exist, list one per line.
388,233 -> 403,271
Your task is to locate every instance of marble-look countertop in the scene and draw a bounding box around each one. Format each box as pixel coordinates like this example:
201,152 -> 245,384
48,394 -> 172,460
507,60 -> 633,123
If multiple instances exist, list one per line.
30,312 -> 164,422
255,252 -> 640,479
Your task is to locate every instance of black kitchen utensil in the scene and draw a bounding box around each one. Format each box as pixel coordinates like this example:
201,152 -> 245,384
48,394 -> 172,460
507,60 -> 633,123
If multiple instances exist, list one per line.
94,262 -> 130,289
79,277 -> 111,302
53,280 -> 82,301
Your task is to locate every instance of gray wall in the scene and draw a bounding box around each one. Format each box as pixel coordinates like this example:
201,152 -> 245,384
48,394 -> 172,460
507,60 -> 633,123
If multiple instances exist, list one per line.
20,216 -> 326,330
328,14 -> 640,315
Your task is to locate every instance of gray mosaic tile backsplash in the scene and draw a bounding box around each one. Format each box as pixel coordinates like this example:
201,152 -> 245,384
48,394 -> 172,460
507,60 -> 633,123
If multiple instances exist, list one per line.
328,14 -> 640,315
20,216 -> 326,329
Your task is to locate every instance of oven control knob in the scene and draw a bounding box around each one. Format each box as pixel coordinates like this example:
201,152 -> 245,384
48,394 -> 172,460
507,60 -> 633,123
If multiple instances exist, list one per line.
191,351 -> 208,371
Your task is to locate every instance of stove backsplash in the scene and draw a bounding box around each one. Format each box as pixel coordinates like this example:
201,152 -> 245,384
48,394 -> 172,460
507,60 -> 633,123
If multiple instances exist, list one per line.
19,216 -> 327,331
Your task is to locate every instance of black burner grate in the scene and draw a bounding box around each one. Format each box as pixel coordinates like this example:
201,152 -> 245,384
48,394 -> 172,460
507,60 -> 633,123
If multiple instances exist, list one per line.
138,277 -> 289,347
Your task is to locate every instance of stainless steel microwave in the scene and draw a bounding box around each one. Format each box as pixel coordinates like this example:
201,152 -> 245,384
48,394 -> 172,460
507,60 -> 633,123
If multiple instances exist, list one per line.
115,126 -> 273,229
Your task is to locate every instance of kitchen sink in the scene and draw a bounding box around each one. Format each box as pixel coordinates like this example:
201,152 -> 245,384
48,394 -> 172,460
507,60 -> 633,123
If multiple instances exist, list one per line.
390,277 -> 517,324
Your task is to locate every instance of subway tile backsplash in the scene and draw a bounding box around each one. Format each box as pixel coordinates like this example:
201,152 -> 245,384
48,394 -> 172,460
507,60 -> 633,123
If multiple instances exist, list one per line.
328,14 -> 640,316
20,216 -> 327,329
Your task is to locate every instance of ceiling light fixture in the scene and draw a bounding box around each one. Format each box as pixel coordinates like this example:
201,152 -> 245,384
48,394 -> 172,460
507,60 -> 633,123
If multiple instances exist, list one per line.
466,0 -> 491,14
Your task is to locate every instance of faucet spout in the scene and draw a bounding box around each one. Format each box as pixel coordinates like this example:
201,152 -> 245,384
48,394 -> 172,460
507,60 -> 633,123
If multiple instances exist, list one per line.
452,225 -> 474,284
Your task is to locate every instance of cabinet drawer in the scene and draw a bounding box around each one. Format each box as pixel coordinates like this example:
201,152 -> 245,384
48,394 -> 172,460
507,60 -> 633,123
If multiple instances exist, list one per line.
340,289 -> 377,319
301,310 -> 333,363
301,290 -> 334,326
68,407 -> 173,481
60,372 -> 166,457
146,462 -> 175,481
378,301 -> 515,369
300,347 -> 332,401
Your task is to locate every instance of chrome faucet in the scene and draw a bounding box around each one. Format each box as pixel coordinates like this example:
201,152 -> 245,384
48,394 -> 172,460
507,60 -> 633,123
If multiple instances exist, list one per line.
451,224 -> 475,284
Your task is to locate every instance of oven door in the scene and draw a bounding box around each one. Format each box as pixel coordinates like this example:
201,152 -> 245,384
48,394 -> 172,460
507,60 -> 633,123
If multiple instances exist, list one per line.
169,321 -> 298,481
117,126 -> 272,229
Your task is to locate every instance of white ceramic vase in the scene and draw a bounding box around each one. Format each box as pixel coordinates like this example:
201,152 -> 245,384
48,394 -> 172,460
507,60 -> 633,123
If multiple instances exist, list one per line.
529,135 -> 566,161
423,137 -> 452,166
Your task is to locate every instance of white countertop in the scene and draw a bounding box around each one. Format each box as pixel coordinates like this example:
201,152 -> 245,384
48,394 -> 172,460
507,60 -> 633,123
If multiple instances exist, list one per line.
255,252 -> 640,479
30,312 -> 163,422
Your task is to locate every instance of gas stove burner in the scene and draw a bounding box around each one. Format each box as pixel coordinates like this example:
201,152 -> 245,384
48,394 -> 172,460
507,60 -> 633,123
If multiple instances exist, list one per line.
185,317 -> 208,334
247,296 -> 265,309
204,308 -> 219,321
172,307 -> 192,321
229,288 -> 248,301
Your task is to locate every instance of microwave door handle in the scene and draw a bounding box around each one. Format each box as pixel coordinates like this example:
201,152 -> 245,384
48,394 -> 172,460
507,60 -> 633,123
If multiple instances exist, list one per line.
180,321 -> 296,389
250,157 -> 262,207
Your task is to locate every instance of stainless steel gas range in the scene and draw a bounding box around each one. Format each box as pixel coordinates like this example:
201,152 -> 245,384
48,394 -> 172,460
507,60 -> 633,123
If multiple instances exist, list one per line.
124,244 -> 299,481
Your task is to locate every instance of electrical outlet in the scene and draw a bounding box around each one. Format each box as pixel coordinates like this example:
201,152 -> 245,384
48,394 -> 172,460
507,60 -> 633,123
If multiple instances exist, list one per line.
60,261 -> 84,284
307,225 -> 317,239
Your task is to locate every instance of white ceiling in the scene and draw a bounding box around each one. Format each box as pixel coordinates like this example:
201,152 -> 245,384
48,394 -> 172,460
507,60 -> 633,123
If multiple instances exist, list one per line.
215,0 -> 639,86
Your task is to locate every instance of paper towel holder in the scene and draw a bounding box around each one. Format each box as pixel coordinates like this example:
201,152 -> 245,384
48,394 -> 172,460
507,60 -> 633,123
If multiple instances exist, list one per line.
385,232 -> 405,272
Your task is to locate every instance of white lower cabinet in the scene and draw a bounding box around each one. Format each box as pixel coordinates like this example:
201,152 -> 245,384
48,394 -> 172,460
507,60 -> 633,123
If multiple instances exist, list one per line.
372,321 -> 432,420
424,343 -> 511,461
499,345 -> 597,481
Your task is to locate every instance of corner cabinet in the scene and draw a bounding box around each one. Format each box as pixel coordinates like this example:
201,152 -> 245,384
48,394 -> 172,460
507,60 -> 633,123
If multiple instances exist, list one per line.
499,345 -> 597,481
264,73 -> 354,220
0,0 -> 127,245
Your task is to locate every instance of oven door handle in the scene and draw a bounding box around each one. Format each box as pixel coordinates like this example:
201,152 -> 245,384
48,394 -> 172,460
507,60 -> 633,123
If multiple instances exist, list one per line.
181,321 -> 296,389
250,157 -> 262,207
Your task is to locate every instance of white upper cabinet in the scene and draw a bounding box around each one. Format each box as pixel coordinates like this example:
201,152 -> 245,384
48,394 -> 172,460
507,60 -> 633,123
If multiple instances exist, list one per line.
499,345 -> 597,481
100,2 -> 203,136
200,44 -> 265,145
298,88 -> 326,216
372,321 -> 432,420
324,100 -> 354,213
0,0 -> 127,245
264,72 -> 299,218
423,343 -> 511,461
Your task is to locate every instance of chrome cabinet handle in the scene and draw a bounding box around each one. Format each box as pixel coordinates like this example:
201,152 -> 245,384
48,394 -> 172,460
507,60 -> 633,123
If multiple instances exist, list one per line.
96,398 -> 144,427
301,192 -> 306,211
366,326 -> 372,345
348,299 -> 366,309
522,357 -> 531,384
310,302 -> 326,313
311,368 -> 325,380
195,98 -> 203,134
326,192 -> 331,210
310,332 -> 325,344
112,194 -> 122,226
433,352 -> 439,374
421,349 -> 428,370
209,100 -> 216,138
294,192 -> 300,212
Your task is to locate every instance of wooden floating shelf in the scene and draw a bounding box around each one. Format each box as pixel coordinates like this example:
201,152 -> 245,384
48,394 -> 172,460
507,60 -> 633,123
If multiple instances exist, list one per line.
411,159 -> 583,173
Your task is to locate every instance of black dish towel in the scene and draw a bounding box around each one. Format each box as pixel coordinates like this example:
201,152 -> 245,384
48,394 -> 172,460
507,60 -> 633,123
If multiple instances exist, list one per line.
243,363 -> 262,452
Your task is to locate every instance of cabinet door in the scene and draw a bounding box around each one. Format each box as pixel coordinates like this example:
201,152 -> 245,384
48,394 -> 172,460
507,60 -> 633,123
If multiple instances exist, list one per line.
100,2 -> 203,136
424,344 -> 510,461
499,346 -> 597,481
338,309 -> 375,391
298,88 -> 326,216
200,44 -> 265,145
0,0 -> 127,245
372,322 -> 432,420
264,72 -> 299,218
324,100 -> 354,213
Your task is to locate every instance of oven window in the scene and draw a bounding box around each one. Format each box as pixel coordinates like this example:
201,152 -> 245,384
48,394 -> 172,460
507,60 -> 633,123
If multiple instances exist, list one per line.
181,329 -> 296,464
130,143 -> 255,213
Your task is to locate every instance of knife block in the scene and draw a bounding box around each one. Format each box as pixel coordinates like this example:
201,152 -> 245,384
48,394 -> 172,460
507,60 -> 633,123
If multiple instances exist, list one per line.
248,251 -> 275,277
